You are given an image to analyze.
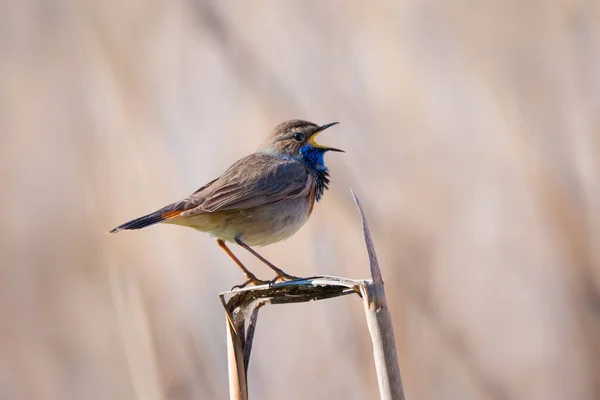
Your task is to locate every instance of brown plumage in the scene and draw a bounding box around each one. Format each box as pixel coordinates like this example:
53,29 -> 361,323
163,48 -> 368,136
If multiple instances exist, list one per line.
109,119 -> 342,287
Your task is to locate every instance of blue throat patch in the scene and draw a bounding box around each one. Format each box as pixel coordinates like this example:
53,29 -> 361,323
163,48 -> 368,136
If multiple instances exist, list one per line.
300,145 -> 330,202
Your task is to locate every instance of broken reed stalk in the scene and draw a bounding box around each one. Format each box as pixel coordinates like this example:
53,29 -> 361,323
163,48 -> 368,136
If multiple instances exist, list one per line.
352,191 -> 404,400
220,192 -> 404,400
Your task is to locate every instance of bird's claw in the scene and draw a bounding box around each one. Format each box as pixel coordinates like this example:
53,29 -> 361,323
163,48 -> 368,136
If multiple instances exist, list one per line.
268,272 -> 301,288
231,274 -> 269,290
231,271 -> 302,290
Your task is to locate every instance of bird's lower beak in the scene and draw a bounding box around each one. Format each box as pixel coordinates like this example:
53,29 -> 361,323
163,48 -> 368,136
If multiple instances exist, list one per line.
310,122 -> 344,153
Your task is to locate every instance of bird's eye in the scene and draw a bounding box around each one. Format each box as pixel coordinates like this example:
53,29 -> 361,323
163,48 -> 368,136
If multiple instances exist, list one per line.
293,132 -> 304,142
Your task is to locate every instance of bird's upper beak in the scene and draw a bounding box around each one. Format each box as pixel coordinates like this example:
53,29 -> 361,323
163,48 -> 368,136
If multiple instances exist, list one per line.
309,122 -> 344,152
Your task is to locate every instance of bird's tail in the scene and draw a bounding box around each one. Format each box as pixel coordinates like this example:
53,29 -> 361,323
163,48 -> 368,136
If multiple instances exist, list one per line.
107,206 -> 182,234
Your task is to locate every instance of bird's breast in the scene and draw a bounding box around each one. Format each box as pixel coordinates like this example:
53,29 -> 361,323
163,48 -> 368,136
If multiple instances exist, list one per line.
307,183 -> 316,217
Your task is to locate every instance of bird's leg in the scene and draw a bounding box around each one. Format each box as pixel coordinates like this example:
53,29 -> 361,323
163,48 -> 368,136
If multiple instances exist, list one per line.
234,235 -> 300,285
216,239 -> 268,289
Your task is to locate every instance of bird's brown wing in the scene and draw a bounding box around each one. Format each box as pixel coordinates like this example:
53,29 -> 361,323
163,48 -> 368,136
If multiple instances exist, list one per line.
107,154 -> 309,232
180,153 -> 310,216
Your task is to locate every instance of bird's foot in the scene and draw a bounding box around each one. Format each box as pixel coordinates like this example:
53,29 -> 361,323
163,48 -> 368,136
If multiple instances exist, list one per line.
231,273 -> 269,290
268,271 -> 302,288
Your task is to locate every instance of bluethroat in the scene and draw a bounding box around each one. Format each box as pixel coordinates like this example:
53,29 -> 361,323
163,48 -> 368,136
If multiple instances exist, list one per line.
109,120 -> 343,288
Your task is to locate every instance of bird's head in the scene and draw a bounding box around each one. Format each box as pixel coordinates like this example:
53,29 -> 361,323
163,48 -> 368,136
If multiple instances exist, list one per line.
259,119 -> 343,170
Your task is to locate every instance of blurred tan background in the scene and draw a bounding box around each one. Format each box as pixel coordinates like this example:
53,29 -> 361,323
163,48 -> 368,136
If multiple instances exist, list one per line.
1,0 -> 599,399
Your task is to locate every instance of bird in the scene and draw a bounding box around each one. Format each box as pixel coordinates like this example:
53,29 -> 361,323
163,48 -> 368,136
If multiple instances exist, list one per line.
108,119 -> 343,288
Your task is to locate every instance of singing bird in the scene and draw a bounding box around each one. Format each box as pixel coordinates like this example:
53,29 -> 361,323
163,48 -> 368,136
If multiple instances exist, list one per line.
109,120 -> 343,287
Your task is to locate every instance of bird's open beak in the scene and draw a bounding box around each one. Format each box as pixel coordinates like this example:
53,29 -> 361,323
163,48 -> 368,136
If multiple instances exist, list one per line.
309,122 -> 344,152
